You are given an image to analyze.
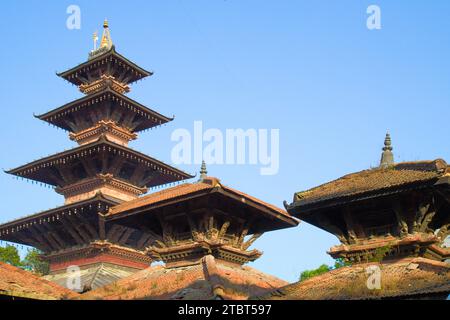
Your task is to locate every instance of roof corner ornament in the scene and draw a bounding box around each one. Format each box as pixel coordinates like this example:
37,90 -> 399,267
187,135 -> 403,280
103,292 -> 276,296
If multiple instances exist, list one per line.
380,132 -> 394,168
89,19 -> 113,60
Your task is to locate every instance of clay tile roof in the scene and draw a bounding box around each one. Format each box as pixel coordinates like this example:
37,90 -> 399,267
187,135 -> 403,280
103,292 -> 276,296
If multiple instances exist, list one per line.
107,177 -> 293,219
107,182 -> 213,215
0,262 -> 78,300
79,255 -> 288,300
256,258 -> 450,300
292,159 -> 449,209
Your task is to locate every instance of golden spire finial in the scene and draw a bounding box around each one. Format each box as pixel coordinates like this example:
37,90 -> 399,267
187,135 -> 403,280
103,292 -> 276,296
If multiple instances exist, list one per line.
99,18 -> 113,49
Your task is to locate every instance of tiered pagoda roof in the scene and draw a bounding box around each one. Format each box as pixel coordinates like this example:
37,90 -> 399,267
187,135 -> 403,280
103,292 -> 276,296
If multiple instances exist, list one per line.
0,20 -> 192,291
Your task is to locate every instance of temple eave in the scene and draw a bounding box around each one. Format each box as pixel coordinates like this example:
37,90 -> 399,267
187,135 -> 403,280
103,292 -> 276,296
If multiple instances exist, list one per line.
35,88 -> 173,133
6,139 -> 193,187
0,194 -> 118,243
57,46 -> 152,86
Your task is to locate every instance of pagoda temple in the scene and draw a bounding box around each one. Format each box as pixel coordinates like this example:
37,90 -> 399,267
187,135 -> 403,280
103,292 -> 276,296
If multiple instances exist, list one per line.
259,134 -> 450,300
80,162 -> 299,299
0,20 -> 193,291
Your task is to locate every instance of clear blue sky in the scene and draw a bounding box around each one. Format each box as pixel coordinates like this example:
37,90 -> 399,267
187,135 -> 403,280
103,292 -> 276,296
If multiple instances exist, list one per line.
0,1 -> 449,282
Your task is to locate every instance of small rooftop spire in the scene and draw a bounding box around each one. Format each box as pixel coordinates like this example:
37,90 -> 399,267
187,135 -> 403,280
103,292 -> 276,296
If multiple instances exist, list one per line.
89,19 -> 113,59
199,160 -> 208,181
380,132 -> 394,168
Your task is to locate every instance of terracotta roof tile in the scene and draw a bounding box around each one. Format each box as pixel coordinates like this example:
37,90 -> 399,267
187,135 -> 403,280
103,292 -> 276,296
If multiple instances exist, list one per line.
292,160 -> 449,209
107,178 -> 292,219
79,256 -> 288,300
0,262 -> 78,300
108,182 -> 212,215
256,258 -> 450,300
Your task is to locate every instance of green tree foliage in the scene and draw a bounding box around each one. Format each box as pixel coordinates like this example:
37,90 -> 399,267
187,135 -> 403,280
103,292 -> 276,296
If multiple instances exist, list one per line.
299,264 -> 331,282
333,258 -> 351,269
299,259 -> 352,282
23,248 -> 50,276
0,245 -> 22,267
0,245 -> 50,275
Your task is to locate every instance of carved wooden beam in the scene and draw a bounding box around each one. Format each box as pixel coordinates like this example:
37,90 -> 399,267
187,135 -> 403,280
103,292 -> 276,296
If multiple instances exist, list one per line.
118,228 -> 134,245
55,165 -> 73,185
73,214 -> 99,239
237,226 -> 249,247
138,170 -> 158,187
60,218 -> 85,245
157,213 -> 176,245
242,233 -> 263,250
128,117 -> 145,131
73,112 -> 88,130
110,105 -> 124,123
86,72 -> 93,82
414,197 -> 436,233
65,119 -> 79,132
121,111 -> 136,129
393,201 -> 409,237
129,163 -> 147,186
80,157 -> 98,177
316,213 -> 349,245
108,155 -> 126,176
343,207 -> 359,243
47,170 -> 66,187
65,215 -> 92,243
140,226 -> 163,243
118,69 -> 130,82
122,74 -> 132,84
137,233 -> 152,249
218,220 -> 230,239
27,226 -> 52,252
49,232 -> 67,249
14,231 -> 48,252
32,224 -> 61,251
107,225 -> 127,243
88,109 -> 100,125
76,75 -> 89,85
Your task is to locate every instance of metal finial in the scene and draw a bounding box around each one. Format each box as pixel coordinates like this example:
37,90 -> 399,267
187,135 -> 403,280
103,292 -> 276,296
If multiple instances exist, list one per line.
380,132 -> 394,168
93,31 -> 98,50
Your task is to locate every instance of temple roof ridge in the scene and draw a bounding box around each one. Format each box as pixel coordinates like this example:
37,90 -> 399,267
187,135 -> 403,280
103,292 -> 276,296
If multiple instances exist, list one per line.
290,158 -> 449,210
